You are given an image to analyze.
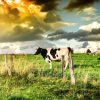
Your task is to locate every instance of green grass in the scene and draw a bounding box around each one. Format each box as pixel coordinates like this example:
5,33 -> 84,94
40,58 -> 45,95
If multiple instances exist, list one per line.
0,54 -> 100,100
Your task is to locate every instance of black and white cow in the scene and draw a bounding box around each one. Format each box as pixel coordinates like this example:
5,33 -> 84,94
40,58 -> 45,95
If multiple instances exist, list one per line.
34,47 -> 73,69
34,47 -> 75,85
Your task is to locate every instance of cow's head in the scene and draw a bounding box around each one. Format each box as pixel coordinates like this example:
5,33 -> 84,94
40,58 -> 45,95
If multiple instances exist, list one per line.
86,49 -> 91,54
34,47 -> 42,55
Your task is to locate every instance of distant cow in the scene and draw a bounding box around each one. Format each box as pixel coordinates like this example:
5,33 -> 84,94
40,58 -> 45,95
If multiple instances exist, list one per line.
34,47 -> 73,69
93,51 -> 100,55
74,48 -> 93,54
86,49 -> 91,55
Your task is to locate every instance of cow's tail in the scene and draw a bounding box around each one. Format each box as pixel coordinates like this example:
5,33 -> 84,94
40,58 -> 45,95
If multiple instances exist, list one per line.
68,47 -> 76,85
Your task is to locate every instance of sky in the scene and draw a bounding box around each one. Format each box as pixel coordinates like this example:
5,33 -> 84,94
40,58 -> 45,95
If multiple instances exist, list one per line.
0,0 -> 100,53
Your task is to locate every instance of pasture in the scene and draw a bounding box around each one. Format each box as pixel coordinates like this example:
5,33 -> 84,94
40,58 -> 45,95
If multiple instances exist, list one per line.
0,54 -> 100,100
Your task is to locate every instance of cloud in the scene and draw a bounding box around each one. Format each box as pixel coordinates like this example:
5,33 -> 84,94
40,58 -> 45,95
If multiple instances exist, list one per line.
81,15 -> 100,22
89,15 -> 100,22
82,7 -> 96,15
81,41 -> 89,48
0,8 -> 64,42
0,20 -> 48,42
0,18 -> 70,42
0,7 -> 77,42
47,22 -> 100,41
95,15 -> 100,20
81,16 -> 94,21
34,0 -> 60,12
50,21 -> 76,29
78,7 -> 96,21
0,0 -> 61,23
0,28 -> 43,42
49,39 -> 83,48
79,21 -> 100,31
77,7 -> 96,15
0,20 -> 76,42
81,41 -> 100,49
87,41 -> 100,48
0,0 -> 70,43
66,0 -> 100,11
0,40 -> 55,54
44,11 -> 61,23
48,30 -> 88,40
78,7 -> 97,21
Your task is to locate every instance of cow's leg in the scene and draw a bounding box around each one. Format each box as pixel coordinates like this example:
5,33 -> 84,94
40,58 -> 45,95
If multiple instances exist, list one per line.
65,61 -> 68,70
45,58 -> 52,69
65,59 -> 69,70
49,61 -> 52,69
64,56 -> 69,70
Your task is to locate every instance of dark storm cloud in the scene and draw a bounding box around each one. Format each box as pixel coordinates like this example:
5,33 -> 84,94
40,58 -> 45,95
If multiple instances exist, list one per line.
0,0 -> 60,20
0,9 -> 62,42
0,26 -> 43,42
48,30 -> 88,40
0,15 -> 54,42
81,42 -> 89,48
44,11 -> 61,23
66,0 -> 100,10
1,0 -> 19,17
9,8 -> 19,17
33,0 -> 60,11
48,28 -> 100,41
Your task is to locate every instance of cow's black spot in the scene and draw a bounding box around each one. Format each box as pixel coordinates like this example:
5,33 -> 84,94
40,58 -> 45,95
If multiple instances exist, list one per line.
56,55 -> 58,57
35,48 -> 47,59
46,55 -> 51,60
41,49 -> 47,59
50,48 -> 57,58
48,60 -> 51,63
34,47 -> 42,55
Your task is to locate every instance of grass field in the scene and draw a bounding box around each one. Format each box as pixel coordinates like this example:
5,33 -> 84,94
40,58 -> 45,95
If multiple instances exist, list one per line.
0,54 -> 100,100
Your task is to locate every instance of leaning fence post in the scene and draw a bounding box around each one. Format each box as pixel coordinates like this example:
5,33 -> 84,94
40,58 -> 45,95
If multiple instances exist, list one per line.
61,55 -> 65,79
4,54 -> 12,76
9,54 -> 15,71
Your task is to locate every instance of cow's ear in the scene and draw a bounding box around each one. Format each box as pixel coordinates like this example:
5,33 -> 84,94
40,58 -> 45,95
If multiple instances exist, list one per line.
38,47 -> 41,50
39,47 -> 42,52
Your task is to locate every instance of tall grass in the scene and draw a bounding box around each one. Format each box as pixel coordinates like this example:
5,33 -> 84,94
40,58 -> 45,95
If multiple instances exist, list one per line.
0,54 -> 100,100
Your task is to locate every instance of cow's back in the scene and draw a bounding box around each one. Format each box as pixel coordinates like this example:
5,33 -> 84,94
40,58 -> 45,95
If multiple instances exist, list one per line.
54,48 -> 70,60
95,51 -> 100,55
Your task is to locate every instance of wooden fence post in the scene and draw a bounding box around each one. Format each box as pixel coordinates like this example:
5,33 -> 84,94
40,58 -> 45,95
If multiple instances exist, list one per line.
4,54 -> 12,76
9,54 -> 15,71
4,54 -> 15,76
68,53 -> 76,85
61,55 -> 65,79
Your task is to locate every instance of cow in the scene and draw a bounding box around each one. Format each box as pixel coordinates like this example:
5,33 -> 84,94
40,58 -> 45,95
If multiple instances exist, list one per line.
34,47 -> 73,69
86,49 -> 91,55
34,47 -> 75,85
93,51 -> 100,55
